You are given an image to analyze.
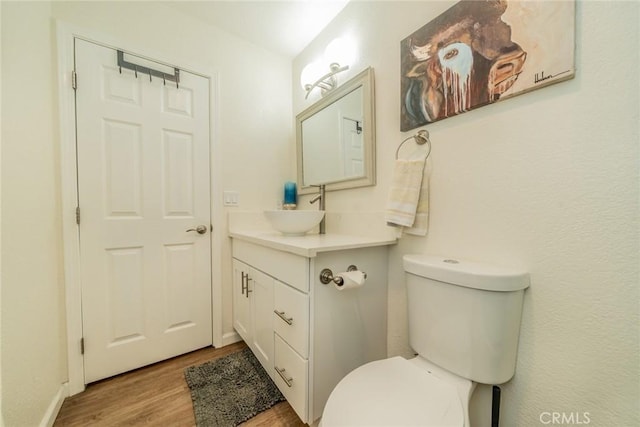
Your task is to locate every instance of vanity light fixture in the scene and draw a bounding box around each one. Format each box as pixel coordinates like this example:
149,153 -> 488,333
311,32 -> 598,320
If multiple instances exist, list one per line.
301,37 -> 355,99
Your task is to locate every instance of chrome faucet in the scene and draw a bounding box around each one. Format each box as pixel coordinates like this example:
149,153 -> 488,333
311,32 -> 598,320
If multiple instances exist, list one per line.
309,184 -> 326,234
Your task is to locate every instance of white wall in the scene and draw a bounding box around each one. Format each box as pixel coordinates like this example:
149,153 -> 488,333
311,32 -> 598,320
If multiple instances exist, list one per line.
1,2 -> 5,425
0,0 -> 4,420
1,1 -> 293,424
1,2 -> 68,425
293,1 -> 639,426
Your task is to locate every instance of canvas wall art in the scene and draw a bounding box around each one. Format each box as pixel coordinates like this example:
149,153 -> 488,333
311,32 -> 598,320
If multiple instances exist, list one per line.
400,0 -> 575,131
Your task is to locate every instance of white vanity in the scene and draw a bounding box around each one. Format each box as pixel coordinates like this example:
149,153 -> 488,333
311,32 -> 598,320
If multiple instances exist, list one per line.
230,227 -> 395,424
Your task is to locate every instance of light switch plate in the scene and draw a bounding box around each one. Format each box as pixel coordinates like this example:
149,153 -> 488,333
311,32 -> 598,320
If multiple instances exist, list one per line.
223,190 -> 239,206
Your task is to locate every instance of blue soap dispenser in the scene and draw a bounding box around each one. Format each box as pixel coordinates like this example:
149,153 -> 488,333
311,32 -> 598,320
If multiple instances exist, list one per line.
283,181 -> 297,210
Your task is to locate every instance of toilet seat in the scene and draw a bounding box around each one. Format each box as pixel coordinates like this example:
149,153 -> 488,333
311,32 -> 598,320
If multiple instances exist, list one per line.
321,357 -> 465,426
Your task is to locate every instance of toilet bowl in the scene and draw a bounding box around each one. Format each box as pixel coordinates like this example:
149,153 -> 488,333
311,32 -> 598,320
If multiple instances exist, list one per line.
322,356 -> 475,426
321,255 -> 529,426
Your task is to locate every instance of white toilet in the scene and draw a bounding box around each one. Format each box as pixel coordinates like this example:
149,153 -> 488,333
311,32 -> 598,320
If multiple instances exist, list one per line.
321,254 -> 530,426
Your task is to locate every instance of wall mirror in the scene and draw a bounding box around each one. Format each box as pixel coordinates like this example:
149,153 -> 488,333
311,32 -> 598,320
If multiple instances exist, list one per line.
296,67 -> 375,194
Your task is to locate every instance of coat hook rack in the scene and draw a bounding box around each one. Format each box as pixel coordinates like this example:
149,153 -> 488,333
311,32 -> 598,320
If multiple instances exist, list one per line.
117,50 -> 180,89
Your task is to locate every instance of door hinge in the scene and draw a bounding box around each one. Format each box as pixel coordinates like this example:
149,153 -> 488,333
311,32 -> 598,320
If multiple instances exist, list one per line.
80,337 -> 85,355
75,206 -> 80,225
71,70 -> 77,90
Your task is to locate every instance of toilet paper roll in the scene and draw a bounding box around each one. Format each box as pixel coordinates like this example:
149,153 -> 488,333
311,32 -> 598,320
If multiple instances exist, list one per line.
334,270 -> 366,290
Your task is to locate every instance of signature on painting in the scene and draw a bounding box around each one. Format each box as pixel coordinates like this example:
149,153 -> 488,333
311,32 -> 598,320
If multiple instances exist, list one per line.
534,70 -> 572,84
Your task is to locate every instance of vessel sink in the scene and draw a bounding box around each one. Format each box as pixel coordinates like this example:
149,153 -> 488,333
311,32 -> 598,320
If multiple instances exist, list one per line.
264,210 -> 325,236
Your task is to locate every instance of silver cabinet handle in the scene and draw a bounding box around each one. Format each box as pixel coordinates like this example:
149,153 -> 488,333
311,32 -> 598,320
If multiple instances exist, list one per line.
241,272 -> 247,295
275,366 -> 293,387
241,272 -> 252,297
274,310 -> 293,325
245,274 -> 252,298
186,225 -> 207,234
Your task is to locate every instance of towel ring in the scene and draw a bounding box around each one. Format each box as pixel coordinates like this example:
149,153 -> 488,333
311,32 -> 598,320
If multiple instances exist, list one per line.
395,129 -> 432,160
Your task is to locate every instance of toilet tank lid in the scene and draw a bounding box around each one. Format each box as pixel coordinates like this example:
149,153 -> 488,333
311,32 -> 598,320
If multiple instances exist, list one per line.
403,255 -> 530,292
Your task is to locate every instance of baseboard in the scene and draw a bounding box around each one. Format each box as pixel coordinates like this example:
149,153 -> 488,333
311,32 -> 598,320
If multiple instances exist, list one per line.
39,382 -> 69,427
221,331 -> 242,347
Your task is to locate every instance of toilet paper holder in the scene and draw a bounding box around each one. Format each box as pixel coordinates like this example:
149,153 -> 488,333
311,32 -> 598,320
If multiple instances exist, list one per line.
319,265 -> 367,286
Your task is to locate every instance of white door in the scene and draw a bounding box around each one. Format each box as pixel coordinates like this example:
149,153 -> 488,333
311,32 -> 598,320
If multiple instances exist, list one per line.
75,39 -> 212,383
341,117 -> 364,178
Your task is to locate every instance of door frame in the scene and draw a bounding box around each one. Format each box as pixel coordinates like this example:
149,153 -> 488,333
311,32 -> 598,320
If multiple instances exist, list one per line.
56,21 -> 224,396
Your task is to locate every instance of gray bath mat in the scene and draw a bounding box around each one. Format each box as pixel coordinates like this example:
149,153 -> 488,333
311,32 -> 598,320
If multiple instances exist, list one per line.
184,348 -> 285,426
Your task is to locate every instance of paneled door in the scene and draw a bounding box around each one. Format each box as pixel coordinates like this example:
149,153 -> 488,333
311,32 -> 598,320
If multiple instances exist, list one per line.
341,116 -> 364,178
75,39 -> 212,383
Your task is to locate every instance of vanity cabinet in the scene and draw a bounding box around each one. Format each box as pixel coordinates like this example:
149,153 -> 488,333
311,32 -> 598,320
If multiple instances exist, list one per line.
232,237 -> 389,424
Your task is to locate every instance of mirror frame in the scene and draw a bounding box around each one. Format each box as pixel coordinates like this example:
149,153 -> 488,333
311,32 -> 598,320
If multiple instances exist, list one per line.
296,67 -> 375,195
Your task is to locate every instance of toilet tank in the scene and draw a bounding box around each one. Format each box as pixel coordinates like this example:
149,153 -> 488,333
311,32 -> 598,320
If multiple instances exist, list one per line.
403,255 -> 529,384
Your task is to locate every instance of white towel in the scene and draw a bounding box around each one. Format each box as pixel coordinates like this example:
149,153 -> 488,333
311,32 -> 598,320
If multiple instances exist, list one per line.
385,159 -> 429,235
404,166 -> 429,236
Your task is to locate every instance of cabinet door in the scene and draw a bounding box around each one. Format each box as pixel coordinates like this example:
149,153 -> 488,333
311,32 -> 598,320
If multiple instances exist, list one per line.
232,259 -> 252,343
249,267 -> 274,374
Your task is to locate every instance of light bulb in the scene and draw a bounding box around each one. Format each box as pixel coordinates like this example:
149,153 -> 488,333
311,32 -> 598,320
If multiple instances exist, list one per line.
324,37 -> 355,68
300,60 -> 324,90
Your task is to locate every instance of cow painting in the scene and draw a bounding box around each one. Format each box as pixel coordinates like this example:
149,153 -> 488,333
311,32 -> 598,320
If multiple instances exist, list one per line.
400,0 -> 575,131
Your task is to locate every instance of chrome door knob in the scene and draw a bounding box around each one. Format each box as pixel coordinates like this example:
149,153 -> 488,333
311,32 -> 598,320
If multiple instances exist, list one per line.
186,225 -> 208,234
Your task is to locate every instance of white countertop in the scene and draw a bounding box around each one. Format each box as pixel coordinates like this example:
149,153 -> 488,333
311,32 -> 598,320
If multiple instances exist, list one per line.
229,229 -> 397,257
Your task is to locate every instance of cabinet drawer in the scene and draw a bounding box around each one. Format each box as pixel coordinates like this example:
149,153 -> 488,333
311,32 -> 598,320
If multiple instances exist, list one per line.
274,334 -> 308,423
273,281 -> 309,358
233,240 -> 309,292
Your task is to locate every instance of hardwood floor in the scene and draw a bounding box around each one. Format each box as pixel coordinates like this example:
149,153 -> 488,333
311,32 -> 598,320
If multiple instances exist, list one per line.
54,342 -> 306,426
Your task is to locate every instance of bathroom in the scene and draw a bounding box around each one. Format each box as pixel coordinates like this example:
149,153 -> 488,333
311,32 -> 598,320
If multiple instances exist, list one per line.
1,1 -> 638,426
